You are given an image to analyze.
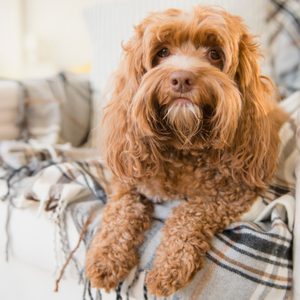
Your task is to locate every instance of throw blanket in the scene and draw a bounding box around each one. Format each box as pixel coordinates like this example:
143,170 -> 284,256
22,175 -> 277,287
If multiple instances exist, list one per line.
1,93 -> 299,300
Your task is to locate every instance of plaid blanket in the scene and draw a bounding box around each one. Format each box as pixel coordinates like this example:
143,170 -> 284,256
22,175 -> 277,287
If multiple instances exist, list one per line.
1,93 -> 299,300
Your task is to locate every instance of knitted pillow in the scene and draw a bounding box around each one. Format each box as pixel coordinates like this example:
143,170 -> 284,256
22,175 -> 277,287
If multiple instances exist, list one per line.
22,78 -> 61,144
23,73 -> 92,146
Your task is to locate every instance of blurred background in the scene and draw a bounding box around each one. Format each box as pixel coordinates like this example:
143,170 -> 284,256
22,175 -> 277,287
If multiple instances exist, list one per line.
0,0 -> 274,93
0,1 -> 299,300
0,0 -> 96,79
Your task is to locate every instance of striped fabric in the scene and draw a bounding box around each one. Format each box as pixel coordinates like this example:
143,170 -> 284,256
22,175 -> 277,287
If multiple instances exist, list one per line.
267,0 -> 300,98
0,72 -> 92,146
23,72 -> 92,146
0,81 -> 22,140
1,93 -> 299,299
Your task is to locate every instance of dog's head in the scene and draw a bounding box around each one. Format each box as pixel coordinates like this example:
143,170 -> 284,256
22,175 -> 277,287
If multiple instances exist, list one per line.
102,6 -> 282,186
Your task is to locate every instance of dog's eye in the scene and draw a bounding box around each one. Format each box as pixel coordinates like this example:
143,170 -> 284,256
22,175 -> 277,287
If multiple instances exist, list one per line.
157,48 -> 170,58
208,48 -> 221,61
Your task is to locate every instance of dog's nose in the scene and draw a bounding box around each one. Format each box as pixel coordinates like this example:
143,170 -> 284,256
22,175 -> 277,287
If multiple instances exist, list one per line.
170,71 -> 195,93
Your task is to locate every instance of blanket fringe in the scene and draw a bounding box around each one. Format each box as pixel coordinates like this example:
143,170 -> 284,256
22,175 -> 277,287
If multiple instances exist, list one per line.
54,209 -> 97,292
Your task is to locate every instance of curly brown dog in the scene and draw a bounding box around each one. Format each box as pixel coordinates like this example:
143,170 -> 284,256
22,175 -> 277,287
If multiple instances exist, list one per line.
86,6 -> 286,297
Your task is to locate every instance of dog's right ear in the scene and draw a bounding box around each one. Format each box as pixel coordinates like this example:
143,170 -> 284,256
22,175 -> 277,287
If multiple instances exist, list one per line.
100,28 -> 155,182
111,28 -> 146,98
118,30 -> 146,90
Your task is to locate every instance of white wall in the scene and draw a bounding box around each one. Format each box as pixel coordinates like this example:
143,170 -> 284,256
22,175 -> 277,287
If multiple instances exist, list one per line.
0,0 -> 269,80
0,0 -> 99,79
24,0 -> 95,71
0,0 -> 23,78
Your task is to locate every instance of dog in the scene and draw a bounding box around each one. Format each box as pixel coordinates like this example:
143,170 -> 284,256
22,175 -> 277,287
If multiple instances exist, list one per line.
86,6 -> 286,297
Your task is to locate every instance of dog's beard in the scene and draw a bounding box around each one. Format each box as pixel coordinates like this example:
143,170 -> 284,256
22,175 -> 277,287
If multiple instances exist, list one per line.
163,102 -> 203,146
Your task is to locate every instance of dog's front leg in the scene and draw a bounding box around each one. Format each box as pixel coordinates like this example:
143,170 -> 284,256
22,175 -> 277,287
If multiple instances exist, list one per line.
86,191 -> 153,291
146,197 -> 249,296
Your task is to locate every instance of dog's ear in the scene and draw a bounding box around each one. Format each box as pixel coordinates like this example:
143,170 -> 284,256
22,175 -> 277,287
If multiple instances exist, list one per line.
235,32 -> 260,92
100,28 -> 160,182
232,32 -> 284,188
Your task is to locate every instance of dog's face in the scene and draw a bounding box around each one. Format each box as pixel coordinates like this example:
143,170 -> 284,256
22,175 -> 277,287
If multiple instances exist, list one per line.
103,6 -> 280,186
124,6 -> 262,149
128,7 -> 244,148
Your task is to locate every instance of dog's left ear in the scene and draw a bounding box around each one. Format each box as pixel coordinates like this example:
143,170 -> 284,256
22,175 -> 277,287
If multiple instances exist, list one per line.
235,33 -> 260,92
232,32 -> 285,188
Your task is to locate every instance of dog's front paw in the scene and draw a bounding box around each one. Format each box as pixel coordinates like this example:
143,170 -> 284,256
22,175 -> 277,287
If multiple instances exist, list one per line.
146,264 -> 190,297
86,244 -> 138,291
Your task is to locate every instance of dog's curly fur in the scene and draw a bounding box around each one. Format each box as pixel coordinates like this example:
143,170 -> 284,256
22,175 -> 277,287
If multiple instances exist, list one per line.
86,6 -> 286,296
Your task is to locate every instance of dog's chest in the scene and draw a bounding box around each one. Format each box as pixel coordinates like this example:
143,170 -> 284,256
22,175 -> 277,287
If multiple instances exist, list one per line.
137,157 -> 227,202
